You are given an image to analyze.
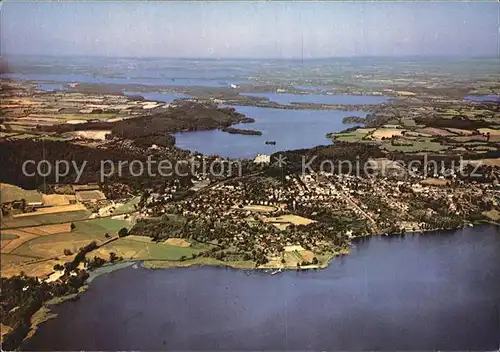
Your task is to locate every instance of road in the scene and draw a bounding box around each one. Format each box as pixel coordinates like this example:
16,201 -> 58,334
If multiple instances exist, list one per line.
331,181 -> 379,233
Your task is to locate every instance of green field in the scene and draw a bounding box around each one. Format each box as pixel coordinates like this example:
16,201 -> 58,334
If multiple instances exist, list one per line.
73,218 -> 131,235
97,237 -> 209,261
1,184 -> 43,204
10,218 -> 130,258
463,141 -> 488,146
11,231 -> 104,258
142,257 -> 256,269
1,210 -> 91,229
285,250 -> 304,262
382,140 -> 447,153
0,132 -> 17,138
1,253 -> 35,265
329,130 -> 373,143
331,133 -> 364,142
1,233 -> 20,240
113,197 -> 140,215
401,118 -> 418,127
35,135 -> 74,142
5,125 -> 32,132
8,133 -> 38,140
386,119 -> 400,125
52,113 -> 118,121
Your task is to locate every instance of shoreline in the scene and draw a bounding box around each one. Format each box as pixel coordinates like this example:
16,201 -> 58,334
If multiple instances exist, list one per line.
18,222 -> 499,349
141,221 -> 498,270
23,285 -> 88,346
21,262 -> 136,348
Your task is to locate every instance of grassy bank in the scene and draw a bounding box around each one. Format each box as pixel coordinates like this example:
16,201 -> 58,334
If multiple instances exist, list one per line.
141,247 -> 349,271
86,261 -> 136,283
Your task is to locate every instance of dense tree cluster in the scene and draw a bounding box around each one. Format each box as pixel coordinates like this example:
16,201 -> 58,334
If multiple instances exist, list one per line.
272,142 -> 385,175
0,140 -> 191,195
414,115 -> 491,130
221,127 -> 262,136
110,101 -> 254,140
1,272 -> 88,350
63,241 -> 98,272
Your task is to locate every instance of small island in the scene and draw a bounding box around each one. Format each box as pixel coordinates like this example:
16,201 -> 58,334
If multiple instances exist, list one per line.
221,127 -> 263,136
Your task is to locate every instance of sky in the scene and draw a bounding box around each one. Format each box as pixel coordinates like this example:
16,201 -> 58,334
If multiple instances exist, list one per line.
1,1 -> 499,58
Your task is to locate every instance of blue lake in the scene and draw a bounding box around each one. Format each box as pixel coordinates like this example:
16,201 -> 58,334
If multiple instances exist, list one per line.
23,226 -> 500,351
37,83 -> 68,92
2,72 -> 248,88
241,92 -> 391,105
464,95 -> 500,103
175,105 -> 363,158
123,91 -> 191,103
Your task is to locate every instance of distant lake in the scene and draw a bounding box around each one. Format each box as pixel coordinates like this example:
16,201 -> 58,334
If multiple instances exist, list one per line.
464,95 -> 500,103
3,57 -> 256,89
2,72 -> 248,88
37,83 -> 67,92
241,92 -> 391,105
23,225 -> 500,351
174,105 -> 364,158
123,91 -> 191,103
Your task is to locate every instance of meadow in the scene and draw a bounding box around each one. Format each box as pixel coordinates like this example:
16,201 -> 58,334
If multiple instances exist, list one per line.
1,183 -> 43,203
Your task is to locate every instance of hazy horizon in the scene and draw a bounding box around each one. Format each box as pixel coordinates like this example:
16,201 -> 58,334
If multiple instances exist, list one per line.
2,53 -> 499,60
1,1 -> 499,59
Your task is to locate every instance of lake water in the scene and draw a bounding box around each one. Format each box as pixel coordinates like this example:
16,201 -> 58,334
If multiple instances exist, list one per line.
23,225 -> 500,351
464,95 -> 500,103
174,105 -> 364,158
36,82 -> 68,92
3,72 -> 247,88
124,91 -> 191,103
242,92 -> 391,106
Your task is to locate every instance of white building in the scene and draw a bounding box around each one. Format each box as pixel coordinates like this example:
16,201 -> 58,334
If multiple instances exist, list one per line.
254,154 -> 271,164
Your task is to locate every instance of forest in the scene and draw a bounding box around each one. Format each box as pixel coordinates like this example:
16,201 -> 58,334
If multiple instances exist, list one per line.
111,101 -> 254,139
221,127 -> 263,136
0,140 -> 193,195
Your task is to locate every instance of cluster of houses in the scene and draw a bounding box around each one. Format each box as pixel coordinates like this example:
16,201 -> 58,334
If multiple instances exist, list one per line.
140,156 -> 499,238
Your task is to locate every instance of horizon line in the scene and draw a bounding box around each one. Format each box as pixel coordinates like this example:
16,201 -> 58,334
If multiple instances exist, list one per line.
2,53 -> 498,61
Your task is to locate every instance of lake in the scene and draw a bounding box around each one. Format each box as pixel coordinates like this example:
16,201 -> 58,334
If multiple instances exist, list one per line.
242,92 -> 391,105
36,82 -> 68,92
22,225 -> 500,351
174,105 -> 364,158
2,72 -> 247,88
464,95 -> 500,103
